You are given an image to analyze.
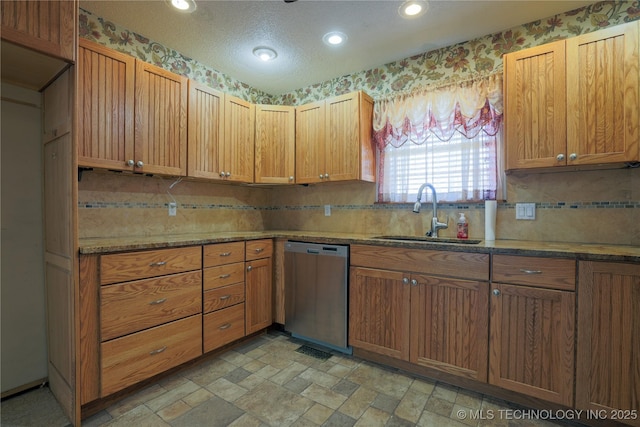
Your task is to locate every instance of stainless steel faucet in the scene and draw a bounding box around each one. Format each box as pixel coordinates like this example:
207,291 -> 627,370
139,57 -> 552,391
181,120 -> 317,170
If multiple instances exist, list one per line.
413,183 -> 448,238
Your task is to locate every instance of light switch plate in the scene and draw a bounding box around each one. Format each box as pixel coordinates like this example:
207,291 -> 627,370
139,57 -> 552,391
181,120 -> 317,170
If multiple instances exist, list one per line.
324,205 -> 331,216
515,203 -> 535,220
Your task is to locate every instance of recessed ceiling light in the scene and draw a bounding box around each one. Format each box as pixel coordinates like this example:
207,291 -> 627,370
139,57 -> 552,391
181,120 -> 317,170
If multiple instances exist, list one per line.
167,0 -> 197,13
399,1 -> 428,19
322,31 -> 347,46
253,46 -> 278,62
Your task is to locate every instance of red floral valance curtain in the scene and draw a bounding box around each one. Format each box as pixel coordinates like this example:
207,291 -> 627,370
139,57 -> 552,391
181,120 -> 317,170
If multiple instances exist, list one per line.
373,73 -> 504,203
373,73 -> 503,148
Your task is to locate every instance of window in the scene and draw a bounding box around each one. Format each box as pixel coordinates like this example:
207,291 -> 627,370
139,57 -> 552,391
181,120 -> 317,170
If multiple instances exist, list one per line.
379,129 -> 500,203
373,73 -> 503,203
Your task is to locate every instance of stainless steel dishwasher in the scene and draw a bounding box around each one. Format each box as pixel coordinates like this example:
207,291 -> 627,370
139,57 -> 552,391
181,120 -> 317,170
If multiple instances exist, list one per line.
284,241 -> 351,354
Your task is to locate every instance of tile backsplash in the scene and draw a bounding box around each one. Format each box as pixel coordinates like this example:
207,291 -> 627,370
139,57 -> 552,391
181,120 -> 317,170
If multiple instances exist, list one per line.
79,167 -> 639,246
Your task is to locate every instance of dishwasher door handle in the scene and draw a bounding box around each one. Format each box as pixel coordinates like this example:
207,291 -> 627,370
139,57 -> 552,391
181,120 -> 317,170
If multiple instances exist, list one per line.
306,249 -> 320,254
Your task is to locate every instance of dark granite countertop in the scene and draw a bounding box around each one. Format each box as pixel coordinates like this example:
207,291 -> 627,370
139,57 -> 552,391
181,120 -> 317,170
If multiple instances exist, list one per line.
79,231 -> 640,263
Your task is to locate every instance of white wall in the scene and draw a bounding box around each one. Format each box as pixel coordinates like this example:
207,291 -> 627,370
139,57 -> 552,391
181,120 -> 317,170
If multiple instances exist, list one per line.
1,82 -> 48,394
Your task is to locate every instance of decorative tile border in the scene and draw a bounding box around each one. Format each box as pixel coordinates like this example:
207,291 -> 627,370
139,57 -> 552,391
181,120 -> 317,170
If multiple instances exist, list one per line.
79,201 -> 639,211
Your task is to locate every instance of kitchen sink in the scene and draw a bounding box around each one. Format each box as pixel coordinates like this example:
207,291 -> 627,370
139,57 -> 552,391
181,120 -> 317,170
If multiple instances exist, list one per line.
373,235 -> 482,244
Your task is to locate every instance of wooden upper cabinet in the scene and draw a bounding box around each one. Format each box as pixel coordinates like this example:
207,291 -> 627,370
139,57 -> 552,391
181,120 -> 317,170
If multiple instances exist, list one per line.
505,21 -> 640,170
255,105 -> 295,184
1,0 -> 77,62
135,61 -> 188,176
78,39 -> 135,171
295,100 -> 326,183
326,91 -> 375,182
187,81 -> 225,180
223,95 -> 255,183
567,21 -> 639,165
577,261 -> 640,426
295,91 -> 375,184
505,40 -> 566,170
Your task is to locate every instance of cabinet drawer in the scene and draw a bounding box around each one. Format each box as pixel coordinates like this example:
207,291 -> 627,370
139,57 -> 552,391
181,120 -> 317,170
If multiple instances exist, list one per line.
204,241 -> 245,267
100,246 -> 201,285
246,239 -> 273,261
350,244 -> 489,281
100,271 -> 202,341
101,315 -> 202,396
204,283 -> 245,313
203,262 -> 245,291
492,255 -> 575,290
203,303 -> 245,353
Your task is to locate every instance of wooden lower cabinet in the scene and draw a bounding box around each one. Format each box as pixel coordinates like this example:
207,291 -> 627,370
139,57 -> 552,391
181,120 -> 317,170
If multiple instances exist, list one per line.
100,270 -> 202,341
577,261 -> 640,427
245,256 -> 273,334
204,304 -> 245,353
101,315 -> 202,396
349,246 -> 489,382
489,283 -> 575,406
489,255 -> 576,407
349,267 -> 410,360
410,275 -> 489,381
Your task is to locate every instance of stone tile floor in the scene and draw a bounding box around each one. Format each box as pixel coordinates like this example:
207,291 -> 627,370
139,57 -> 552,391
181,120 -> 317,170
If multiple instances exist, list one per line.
2,330 -> 573,427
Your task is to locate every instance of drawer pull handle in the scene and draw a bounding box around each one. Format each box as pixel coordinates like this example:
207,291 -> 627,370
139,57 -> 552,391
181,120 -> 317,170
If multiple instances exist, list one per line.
219,295 -> 231,300
219,323 -> 232,330
149,346 -> 167,355
220,252 -> 231,257
149,298 -> 167,305
219,274 -> 231,279
255,248 -> 263,253
520,269 -> 542,275
149,261 -> 167,267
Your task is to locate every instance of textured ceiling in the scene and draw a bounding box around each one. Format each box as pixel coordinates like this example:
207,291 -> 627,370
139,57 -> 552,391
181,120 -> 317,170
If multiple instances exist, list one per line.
80,0 -> 596,95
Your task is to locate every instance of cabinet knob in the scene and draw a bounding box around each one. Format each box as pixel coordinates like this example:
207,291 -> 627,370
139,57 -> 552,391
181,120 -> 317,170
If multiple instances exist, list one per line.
411,279 -> 418,286
289,176 -> 294,181
220,171 -> 226,177
225,172 -> 231,177
136,160 -> 144,168
402,277 -> 409,284
127,159 -> 135,167
492,289 -> 501,296
556,154 -> 565,162
569,153 -> 578,161
324,174 -> 330,179
319,174 -> 324,179
247,265 -> 253,272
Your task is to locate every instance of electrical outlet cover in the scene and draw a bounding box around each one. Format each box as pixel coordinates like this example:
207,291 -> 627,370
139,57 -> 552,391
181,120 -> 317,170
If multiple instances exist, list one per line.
168,202 -> 177,216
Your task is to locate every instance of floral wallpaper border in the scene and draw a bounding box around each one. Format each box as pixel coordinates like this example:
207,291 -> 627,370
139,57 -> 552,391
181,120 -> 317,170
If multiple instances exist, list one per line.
79,1 -> 639,105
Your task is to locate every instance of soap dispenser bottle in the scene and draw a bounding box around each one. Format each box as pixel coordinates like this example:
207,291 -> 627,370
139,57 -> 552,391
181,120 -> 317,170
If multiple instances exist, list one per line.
457,213 -> 468,239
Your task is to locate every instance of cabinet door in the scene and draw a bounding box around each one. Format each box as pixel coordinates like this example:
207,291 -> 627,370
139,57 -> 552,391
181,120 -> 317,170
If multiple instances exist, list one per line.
78,39 -> 135,171
567,21 -> 639,165
224,95 -> 255,183
325,92 -> 361,181
135,61 -> 187,176
187,81 -> 225,180
489,283 -> 575,406
245,257 -> 272,334
410,275 -> 489,381
577,261 -> 640,426
1,0 -> 76,61
255,105 -> 295,184
349,267 -> 410,360
504,40 -> 567,170
295,100 -> 325,184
